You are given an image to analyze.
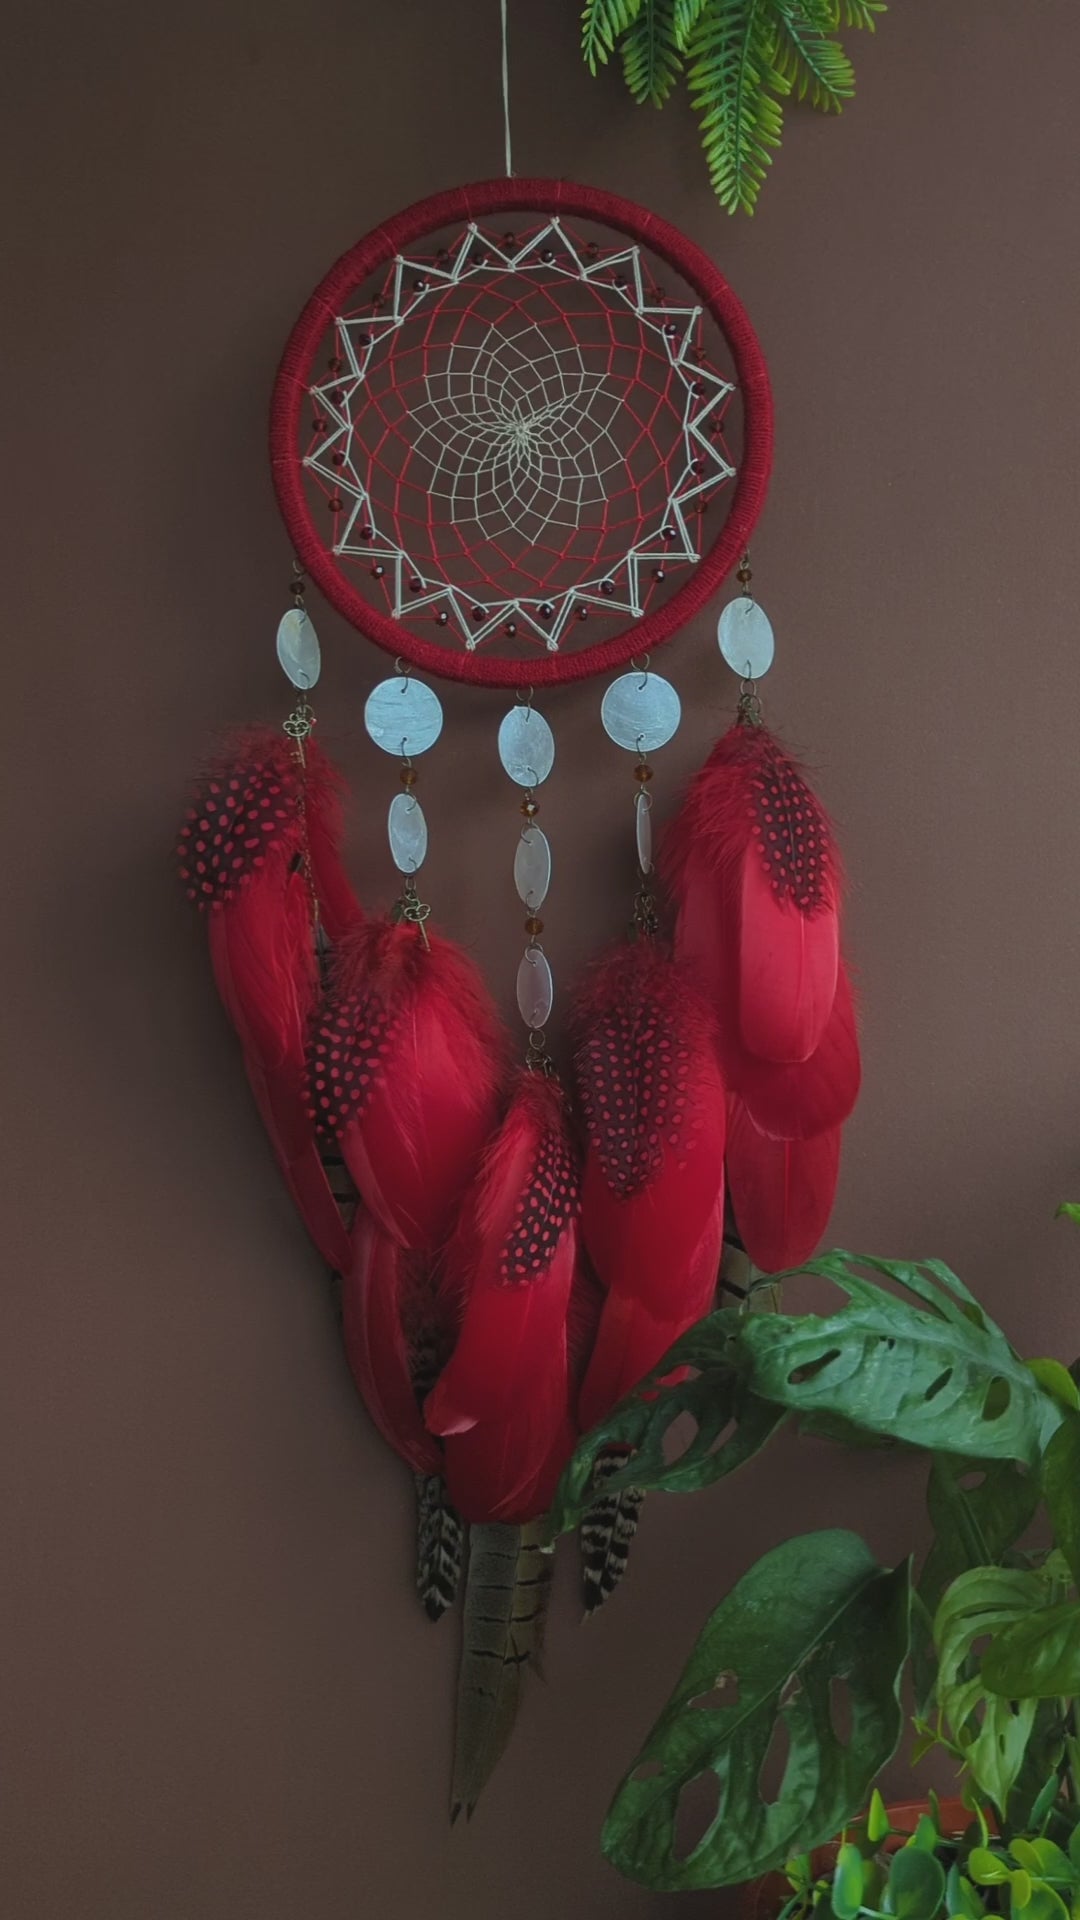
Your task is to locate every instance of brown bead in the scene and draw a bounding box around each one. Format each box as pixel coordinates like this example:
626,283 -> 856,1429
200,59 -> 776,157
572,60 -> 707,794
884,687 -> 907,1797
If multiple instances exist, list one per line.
520,798 -> 539,818
634,762 -> 654,784
524,915 -> 544,936
400,765 -> 418,789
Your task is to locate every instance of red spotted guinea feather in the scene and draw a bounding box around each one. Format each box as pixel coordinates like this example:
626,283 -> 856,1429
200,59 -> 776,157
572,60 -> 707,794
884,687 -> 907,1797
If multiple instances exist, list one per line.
573,939 -> 727,1429
662,721 -> 860,1273
307,918 -> 506,1254
425,1070 -> 582,1524
178,727 -> 360,1272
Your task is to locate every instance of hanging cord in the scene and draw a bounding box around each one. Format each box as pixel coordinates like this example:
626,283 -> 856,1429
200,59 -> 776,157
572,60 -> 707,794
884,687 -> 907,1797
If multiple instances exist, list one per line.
500,0 -> 514,177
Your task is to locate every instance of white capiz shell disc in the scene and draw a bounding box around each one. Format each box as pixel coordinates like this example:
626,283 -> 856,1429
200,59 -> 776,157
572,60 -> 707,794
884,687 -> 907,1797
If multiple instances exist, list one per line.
387,792 -> 428,873
514,827 -> 552,910
498,706 -> 555,787
276,607 -> 322,689
516,947 -> 554,1029
601,670 -> 682,753
364,676 -> 444,757
717,596 -> 775,679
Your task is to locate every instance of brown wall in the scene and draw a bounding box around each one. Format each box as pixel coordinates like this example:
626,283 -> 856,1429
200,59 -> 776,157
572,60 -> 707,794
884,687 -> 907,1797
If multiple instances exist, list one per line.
4,2 -> 1080,1914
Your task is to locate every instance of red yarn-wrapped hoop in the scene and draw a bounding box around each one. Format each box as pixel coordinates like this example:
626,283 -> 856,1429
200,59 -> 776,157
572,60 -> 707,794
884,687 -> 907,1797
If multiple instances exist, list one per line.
270,178 -> 773,690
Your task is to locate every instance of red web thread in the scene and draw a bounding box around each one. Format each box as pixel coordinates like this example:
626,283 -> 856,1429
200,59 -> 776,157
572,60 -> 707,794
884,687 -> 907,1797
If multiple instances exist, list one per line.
498,1124 -> 580,1285
177,757 -> 299,908
305,988 -> 400,1137
579,1004 -> 695,1198
270,177 -> 773,687
750,748 -> 833,914
301,218 -> 735,647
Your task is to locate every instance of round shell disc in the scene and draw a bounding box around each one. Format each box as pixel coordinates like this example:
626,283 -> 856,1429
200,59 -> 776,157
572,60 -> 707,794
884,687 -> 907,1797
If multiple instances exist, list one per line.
364,676 -> 444,757
601,671 -> 681,754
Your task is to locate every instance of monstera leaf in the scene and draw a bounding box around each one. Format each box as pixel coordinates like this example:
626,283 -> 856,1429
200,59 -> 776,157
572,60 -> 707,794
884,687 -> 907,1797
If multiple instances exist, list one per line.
982,1601 -> 1080,1701
934,1567 -> 1049,1811
601,1530 -> 910,1890
549,1253 -> 1061,1544
737,1254 -> 1061,1467
545,1308 -> 784,1540
1042,1412 -> 1080,1585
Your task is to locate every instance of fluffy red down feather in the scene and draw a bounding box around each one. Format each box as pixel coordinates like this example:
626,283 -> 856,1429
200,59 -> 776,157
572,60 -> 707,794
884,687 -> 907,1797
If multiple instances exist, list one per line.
573,940 -> 727,1428
179,728 -> 360,1273
662,721 -> 860,1273
425,1071 -> 583,1524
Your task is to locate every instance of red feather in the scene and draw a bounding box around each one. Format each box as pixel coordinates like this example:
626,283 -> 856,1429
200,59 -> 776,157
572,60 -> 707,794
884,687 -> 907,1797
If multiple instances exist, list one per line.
339,1214 -> 445,1474
179,728 -> 359,1272
725,1102 -> 842,1273
308,918 -> 506,1254
426,1071 -> 582,1524
664,722 -> 840,1064
573,940 -> 727,1428
662,721 -> 860,1271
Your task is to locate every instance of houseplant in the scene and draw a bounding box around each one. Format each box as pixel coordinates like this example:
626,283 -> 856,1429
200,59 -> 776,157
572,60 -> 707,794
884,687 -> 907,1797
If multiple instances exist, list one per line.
548,1244 -> 1080,1894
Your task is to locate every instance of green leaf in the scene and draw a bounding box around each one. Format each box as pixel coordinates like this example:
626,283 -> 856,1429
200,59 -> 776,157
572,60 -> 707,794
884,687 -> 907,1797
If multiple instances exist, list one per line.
1027,1360 -> 1080,1413
969,1850 -> 1011,1887
1008,1870 -> 1032,1912
909,1813 -> 940,1853
1020,1888 -> 1069,1920
771,0 -> 855,113
982,1601 -> 1080,1700
546,1311 -> 784,1541
833,1842 -> 867,1920
934,1569 -> 1046,1812
1054,1203 -> 1080,1227
582,0 -> 645,71
686,0 -> 789,216
1029,1772 -> 1066,1833
736,1253 -> 1061,1468
946,1867 -> 984,1920
1042,1412 -> 1080,1585
672,0 -> 708,53
868,1787 -> 891,1843
920,1454 -> 1040,1623
1010,1837 -> 1073,1881
600,1530 -> 911,1890
838,0 -> 886,25
886,1847 -> 946,1920
621,0 -> 683,103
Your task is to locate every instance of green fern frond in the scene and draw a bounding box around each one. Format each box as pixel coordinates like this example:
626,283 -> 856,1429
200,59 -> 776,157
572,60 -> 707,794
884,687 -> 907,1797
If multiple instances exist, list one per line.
672,0 -> 709,52
582,0 -> 646,72
837,0 -> 885,28
622,0 -> 683,104
772,0 -> 855,112
687,0 -> 789,215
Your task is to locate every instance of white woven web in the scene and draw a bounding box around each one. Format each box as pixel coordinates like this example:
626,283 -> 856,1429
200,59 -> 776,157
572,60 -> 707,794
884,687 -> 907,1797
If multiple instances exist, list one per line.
406,321 -> 624,542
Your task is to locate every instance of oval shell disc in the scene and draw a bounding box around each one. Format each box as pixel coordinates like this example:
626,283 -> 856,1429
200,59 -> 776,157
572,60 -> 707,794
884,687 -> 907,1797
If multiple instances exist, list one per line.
514,827 -> 552,911
276,607 -> 322,689
717,596 -> 775,679
365,676 -> 444,757
498,707 -> 555,787
387,792 -> 428,873
601,671 -> 681,754
516,947 -> 554,1030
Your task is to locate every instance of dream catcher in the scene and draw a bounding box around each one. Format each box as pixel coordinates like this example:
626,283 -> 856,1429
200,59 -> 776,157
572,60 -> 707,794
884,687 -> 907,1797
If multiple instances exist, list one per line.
178,70 -> 860,1815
